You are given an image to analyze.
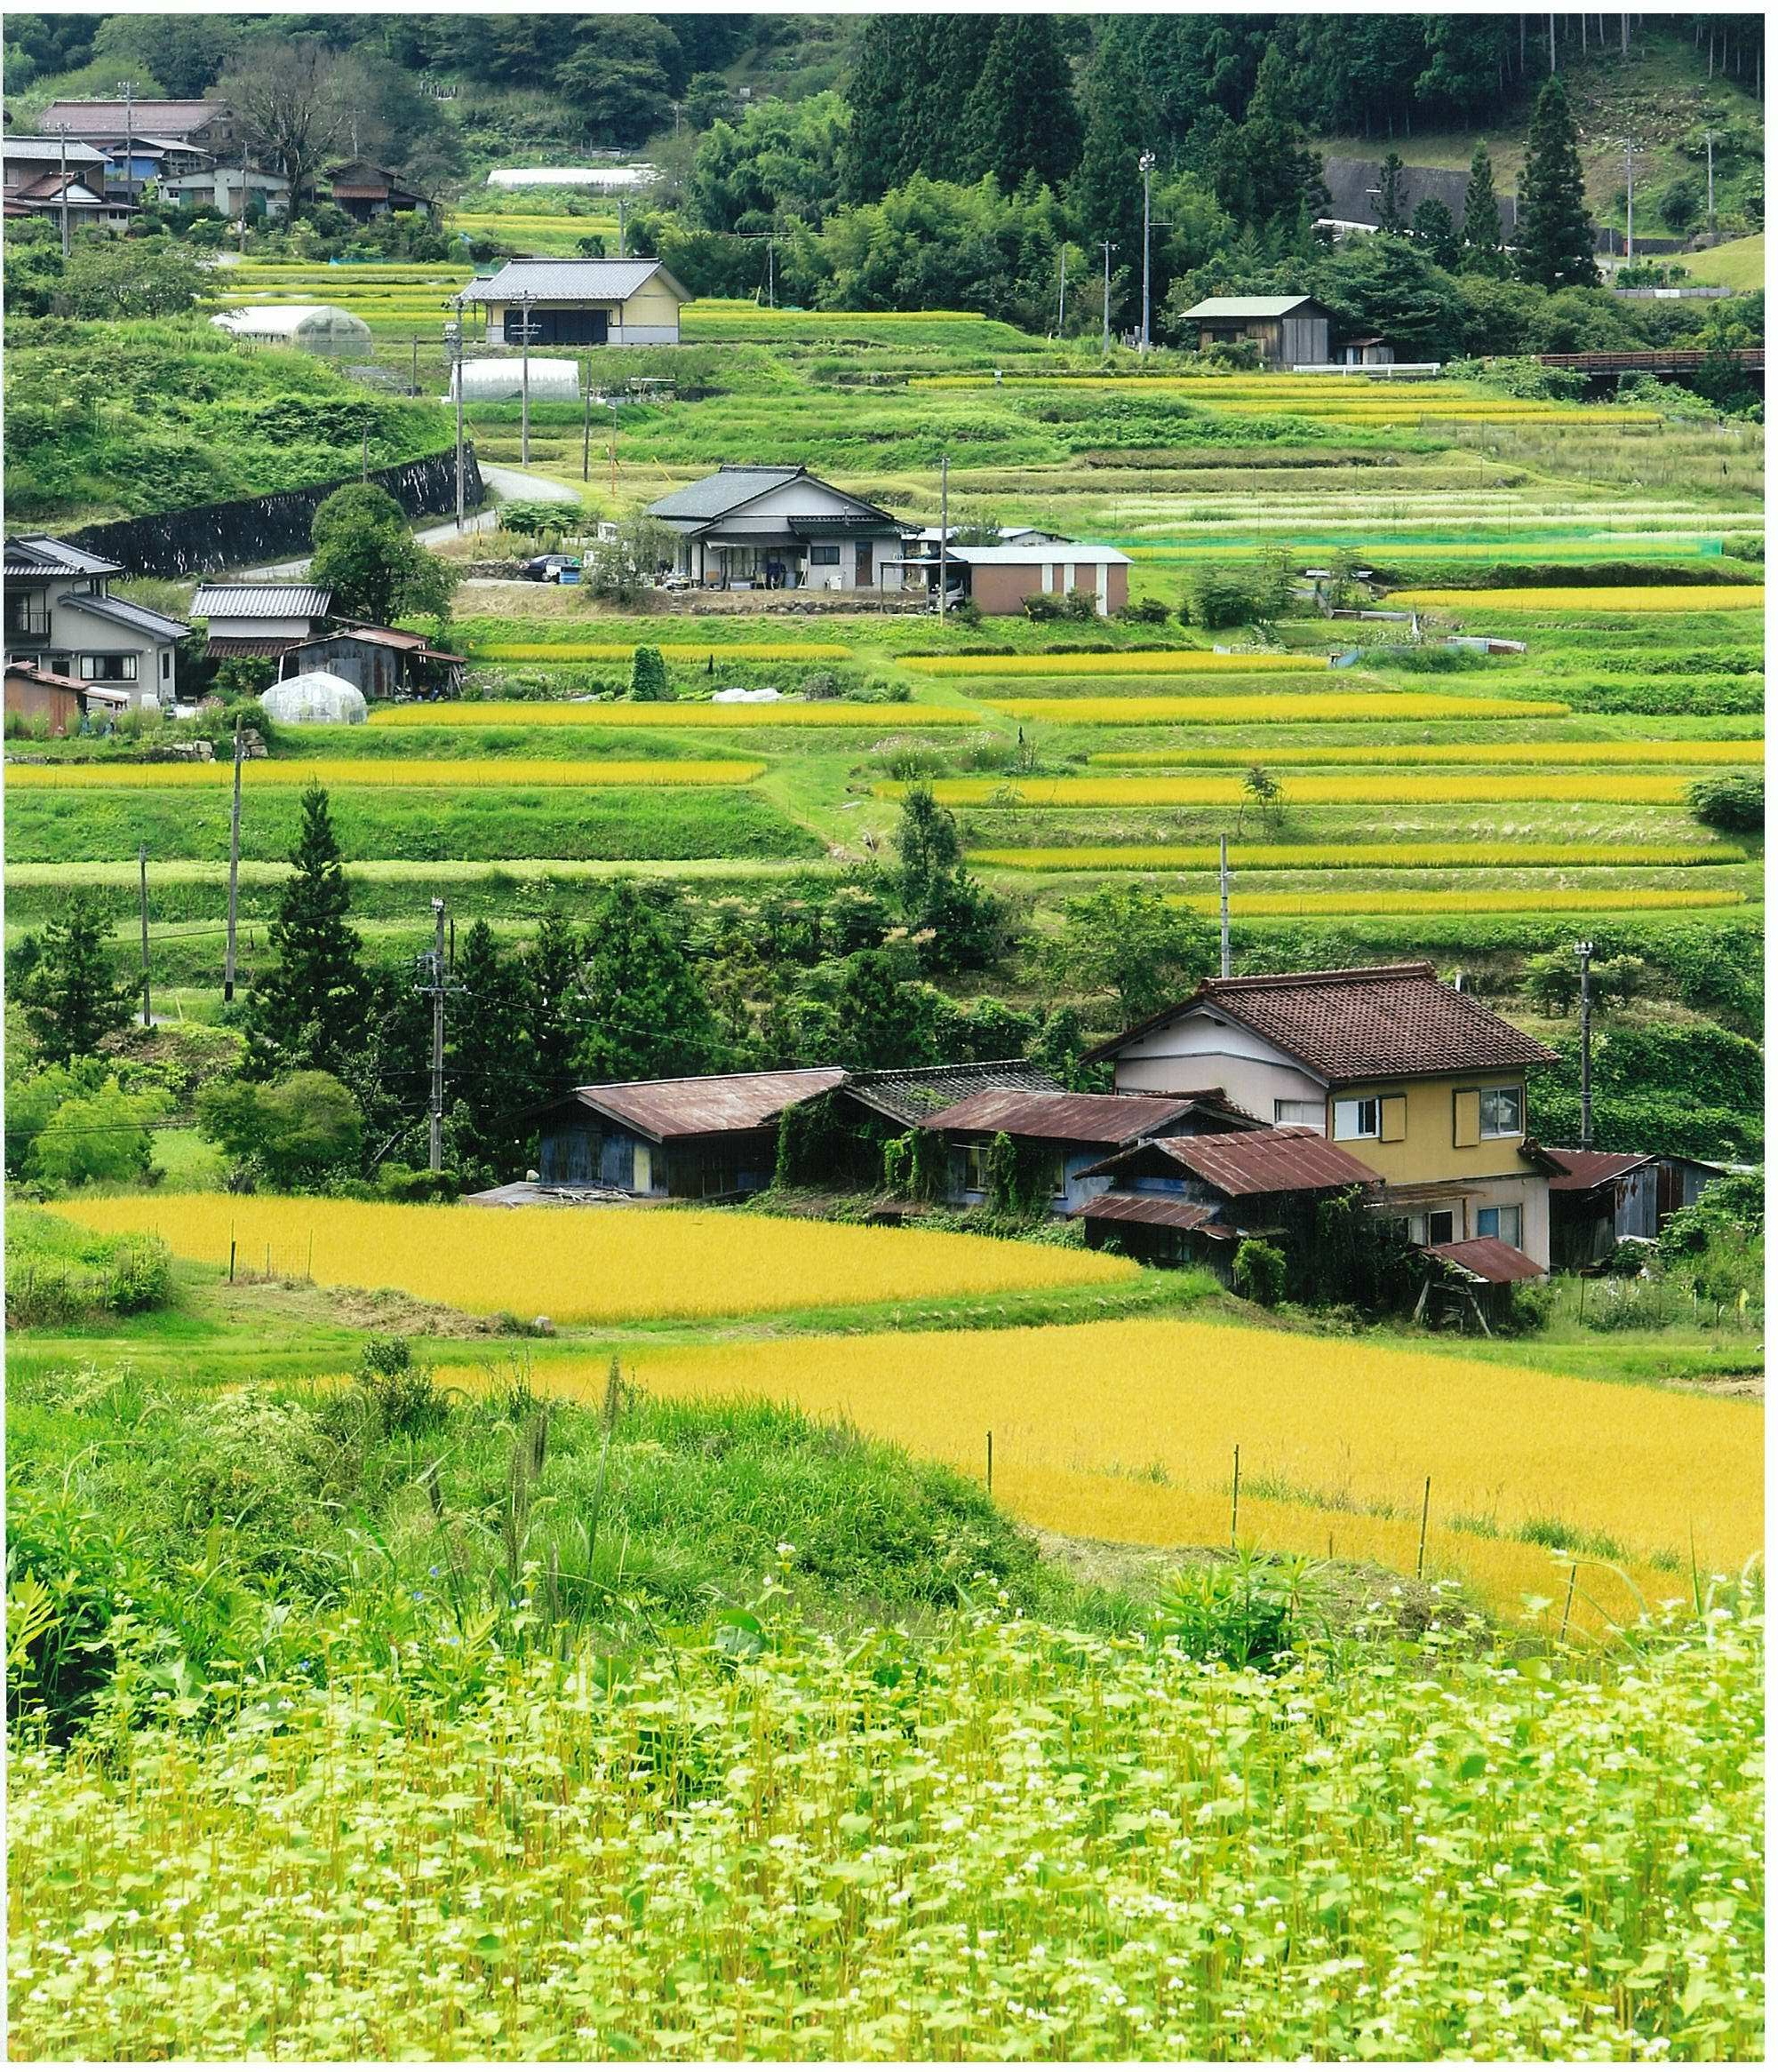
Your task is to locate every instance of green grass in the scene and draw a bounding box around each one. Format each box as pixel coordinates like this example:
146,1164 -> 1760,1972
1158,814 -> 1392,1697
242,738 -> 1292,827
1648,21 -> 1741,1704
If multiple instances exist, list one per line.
1675,232 -> 1765,291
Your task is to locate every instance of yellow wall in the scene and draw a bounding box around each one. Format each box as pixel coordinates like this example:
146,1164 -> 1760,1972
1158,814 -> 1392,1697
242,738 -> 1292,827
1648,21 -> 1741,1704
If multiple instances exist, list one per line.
1328,1073 -> 1529,1186
620,280 -> 683,328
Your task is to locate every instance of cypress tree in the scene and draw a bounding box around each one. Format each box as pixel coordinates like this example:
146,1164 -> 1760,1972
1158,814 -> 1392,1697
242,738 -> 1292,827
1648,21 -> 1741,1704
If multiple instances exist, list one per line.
961,15 -> 1081,194
245,784 -> 367,1077
1410,195 -> 1461,268
575,881 -> 722,1083
520,900 -> 590,1103
450,919 -> 532,1176
1071,28 -> 1152,297
1459,143 -> 1509,275
1375,151 -> 1407,232
15,891 -> 137,1064
1516,78 -> 1599,288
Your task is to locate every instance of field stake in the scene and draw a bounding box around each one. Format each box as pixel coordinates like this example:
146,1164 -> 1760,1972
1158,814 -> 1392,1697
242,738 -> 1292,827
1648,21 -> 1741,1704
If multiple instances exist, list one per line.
1415,1475 -> 1431,1579
227,1237 -> 235,1284
985,1430 -> 993,1495
1230,1445 -> 1240,1547
307,1230 -> 315,1280
1559,1562 -> 1578,1644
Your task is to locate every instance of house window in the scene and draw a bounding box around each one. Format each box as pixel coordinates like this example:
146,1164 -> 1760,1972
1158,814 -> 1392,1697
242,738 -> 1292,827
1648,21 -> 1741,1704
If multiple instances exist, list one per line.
79,653 -> 137,682
809,544 -> 841,566
1274,1099 -> 1325,1130
961,1140 -> 992,1193
1408,1208 -> 1457,1245
1478,1086 -> 1523,1138
1333,1096 -> 1382,1140
159,650 -> 171,681
1476,1204 -> 1522,1247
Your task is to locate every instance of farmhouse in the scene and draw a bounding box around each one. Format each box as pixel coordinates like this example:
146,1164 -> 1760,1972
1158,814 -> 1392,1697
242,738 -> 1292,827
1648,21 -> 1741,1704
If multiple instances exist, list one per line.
530,1068 -> 849,1200
190,585 -> 465,696
648,466 -> 908,592
1075,1127 -> 1385,1274
157,158 -> 290,219
4,657 -> 132,734
36,99 -> 236,151
1086,962 -> 1559,1268
191,583 -> 334,655
921,1088 -> 1260,1215
1180,294 -> 1332,368
4,535 -> 188,708
324,160 -> 429,220
465,258 -> 690,347
2,136 -> 133,231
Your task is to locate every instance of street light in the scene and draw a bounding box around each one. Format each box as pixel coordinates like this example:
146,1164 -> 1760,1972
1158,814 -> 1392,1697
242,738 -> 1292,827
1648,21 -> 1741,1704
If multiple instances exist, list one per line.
1138,151 -> 1157,355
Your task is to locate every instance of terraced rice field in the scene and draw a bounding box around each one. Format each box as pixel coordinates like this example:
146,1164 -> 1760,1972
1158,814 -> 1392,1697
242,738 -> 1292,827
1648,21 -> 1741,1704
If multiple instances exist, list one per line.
1087,741 -> 1762,765
1392,586 -> 1766,612
889,775 -> 1707,806
5,758 -> 766,790
970,842 -> 1746,873
371,701 -> 979,728
988,695 -> 1569,724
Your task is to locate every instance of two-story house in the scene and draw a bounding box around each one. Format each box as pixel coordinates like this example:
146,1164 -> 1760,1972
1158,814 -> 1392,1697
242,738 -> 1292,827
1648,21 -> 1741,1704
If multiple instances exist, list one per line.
4,536 -> 189,710
1082,962 -> 1559,1268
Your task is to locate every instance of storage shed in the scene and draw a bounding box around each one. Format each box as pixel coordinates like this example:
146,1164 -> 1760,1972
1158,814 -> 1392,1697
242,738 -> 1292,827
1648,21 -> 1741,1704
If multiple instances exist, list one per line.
465,258 -> 690,347
910,540 -> 1131,618
211,305 -> 373,355
1179,295 -> 1331,369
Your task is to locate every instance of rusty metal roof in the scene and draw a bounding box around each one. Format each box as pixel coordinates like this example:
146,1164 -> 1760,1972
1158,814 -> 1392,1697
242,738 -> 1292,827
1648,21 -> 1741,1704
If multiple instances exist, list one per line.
841,1060 -> 1060,1125
1136,1128 -> 1382,1198
1084,962 -> 1557,1081
921,1088 -> 1214,1144
1072,1192 -> 1233,1237
567,1067 -> 847,1141
1544,1147 -> 1654,1193
1425,1237 -> 1545,1285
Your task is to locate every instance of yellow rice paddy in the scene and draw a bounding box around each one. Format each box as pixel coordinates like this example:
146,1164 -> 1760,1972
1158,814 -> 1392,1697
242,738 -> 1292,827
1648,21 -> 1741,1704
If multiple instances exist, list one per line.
1391,586 -> 1766,613
369,701 -> 976,728
1170,889 -> 1745,917
4,759 -> 766,790
990,695 -> 1567,724
905,650 -> 1329,676
1088,739 -> 1763,766
969,842 -> 1743,873
469,642 -> 853,662
56,1197 -> 1137,1324
441,1318 -> 1761,1627
889,775 -> 1700,806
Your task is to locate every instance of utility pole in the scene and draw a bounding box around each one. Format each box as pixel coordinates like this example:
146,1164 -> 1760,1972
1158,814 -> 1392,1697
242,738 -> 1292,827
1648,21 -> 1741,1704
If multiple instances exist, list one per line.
517,290 -> 537,465
609,396 -> 619,499
361,426 -> 370,482
1100,240 -> 1114,357
427,898 -> 446,1173
582,361 -> 593,482
1138,151 -> 1157,354
223,720 -> 243,1002
1218,833 -> 1232,978
410,335 -> 419,396
766,237 -> 776,308
1576,938 -> 1595,1150
1549,13 -> 1558,73
118,77 -> 136,210
1624,140 -> 1637,264
1705,130 -> 1717,235
55,124 -> 70,257
238,132 -> 250,255
137,842 -> 152,1028
937,455 -> 949,618
444,300 -> 466,530
1056,246 -> 1066,337
617,193 -> 627,258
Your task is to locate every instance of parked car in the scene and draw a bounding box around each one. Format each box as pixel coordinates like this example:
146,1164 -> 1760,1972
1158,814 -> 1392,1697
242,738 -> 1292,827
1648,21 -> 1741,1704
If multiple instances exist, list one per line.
519,554 -> 583,584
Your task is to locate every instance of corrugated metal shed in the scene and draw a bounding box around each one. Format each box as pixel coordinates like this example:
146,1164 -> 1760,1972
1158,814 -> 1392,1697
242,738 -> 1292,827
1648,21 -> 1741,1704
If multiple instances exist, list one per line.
1086,961 -> 1557,1080
566,1067 -> 848,1141
1544,1148 -> 1654,1193
468,259 -> 679,304
922,1088 -> 1211,1144
1072,1193 -> 1232,1236
1130,1128 -> 1382,1198
1425,1237 -> 1545,1285
192,585 -> 334,620
1181,295 -> 1325,318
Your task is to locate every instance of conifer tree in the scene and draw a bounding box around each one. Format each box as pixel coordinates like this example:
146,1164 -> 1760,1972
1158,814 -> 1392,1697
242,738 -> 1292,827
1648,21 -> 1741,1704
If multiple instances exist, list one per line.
14,891 -> 137,1064
520,900 -> 589,1102
575,881 -> 722,1083
961,15 -> 1081,194
1459,144 -> 1509,275
1071,28 -> 1152,282
449,919 -> 532,1175
245,784 -> 367,1077
1375,151 -> 1407,233
1410,195 -> 1460,268
1516,78 -> 1599,288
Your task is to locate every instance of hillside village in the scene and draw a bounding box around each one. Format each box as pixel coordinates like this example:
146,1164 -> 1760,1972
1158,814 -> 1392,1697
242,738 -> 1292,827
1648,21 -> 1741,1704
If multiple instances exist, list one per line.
3,12 -> 1766,2063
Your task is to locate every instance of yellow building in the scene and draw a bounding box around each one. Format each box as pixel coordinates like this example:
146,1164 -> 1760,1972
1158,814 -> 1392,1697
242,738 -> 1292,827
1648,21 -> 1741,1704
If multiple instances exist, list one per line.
1084,962 -> 1559,1271
465,258 -> 690,348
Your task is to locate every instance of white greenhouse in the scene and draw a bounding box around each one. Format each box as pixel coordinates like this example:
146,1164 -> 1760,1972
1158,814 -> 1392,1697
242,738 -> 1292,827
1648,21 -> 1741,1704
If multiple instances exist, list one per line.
450,357 -> 581,402
262,672 -> 369,726
211,306 -> 374,355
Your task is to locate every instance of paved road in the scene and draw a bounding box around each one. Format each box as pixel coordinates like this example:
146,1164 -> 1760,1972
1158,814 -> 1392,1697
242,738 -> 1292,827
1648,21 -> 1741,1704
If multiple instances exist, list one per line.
238,464 -> 579,578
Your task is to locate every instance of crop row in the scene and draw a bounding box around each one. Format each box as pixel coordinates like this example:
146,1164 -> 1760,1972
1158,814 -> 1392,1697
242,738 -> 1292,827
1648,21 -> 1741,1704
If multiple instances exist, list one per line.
371,701 -> 976,728
1086,739 -> 1762,766
6,759 -> 765,791
1172,889 -> 1745,916
1392,586 -> 1766,613
969,842 -> 1745,873
889,775 -> 1704,806
467,642 -> 854,661
989,695 -> 1568,724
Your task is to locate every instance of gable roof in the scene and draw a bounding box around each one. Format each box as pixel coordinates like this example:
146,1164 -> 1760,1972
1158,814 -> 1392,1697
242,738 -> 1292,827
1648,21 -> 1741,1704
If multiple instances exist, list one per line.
4,658 -> 89,693
36,100 -> 220,136
1072,1193 -> 1233,1237
921,1088 -> 1237,1145
1086,1128 -> 1382,1197
3,134 -> 106,166
4,534 -> 123,578
1425,1237 -> 1544,1285
1182,295 -> 1327,319
841,1060 -> 1061,1126
191,584 -> 333,621
647,465 -> 900,531
467,258 -> 686,305
1084,963 -> 1557,1082
944,542 -> 1131,568
557,1067 -> 848,1142
57,591 -> 189,641
11,172 -> 111,205
1544,1147 -> 1654,1193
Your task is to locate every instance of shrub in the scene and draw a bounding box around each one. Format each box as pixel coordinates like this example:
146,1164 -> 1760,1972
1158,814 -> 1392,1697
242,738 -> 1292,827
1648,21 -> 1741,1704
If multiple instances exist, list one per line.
375,1162 -> 462,1203
1021,592 -> 1064,622
1182,565 -> 1257,630
1691,774 -> 1763,833
1232,1237 -> 1287,1307
1153,1548 -> 1317,1668
1117,596 -> 1172,626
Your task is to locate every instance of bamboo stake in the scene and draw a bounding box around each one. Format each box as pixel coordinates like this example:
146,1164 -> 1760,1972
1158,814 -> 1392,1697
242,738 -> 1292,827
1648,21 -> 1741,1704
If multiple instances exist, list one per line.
985,1430 -> 993,1496
1230,1445 -> 1241,1547
1559,1562 -> 1579,1644
1415,1475 -> 1431,1579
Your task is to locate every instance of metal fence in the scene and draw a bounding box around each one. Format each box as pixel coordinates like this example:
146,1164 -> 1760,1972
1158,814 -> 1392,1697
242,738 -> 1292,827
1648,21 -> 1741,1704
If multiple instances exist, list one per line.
68,447 -> 486,579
